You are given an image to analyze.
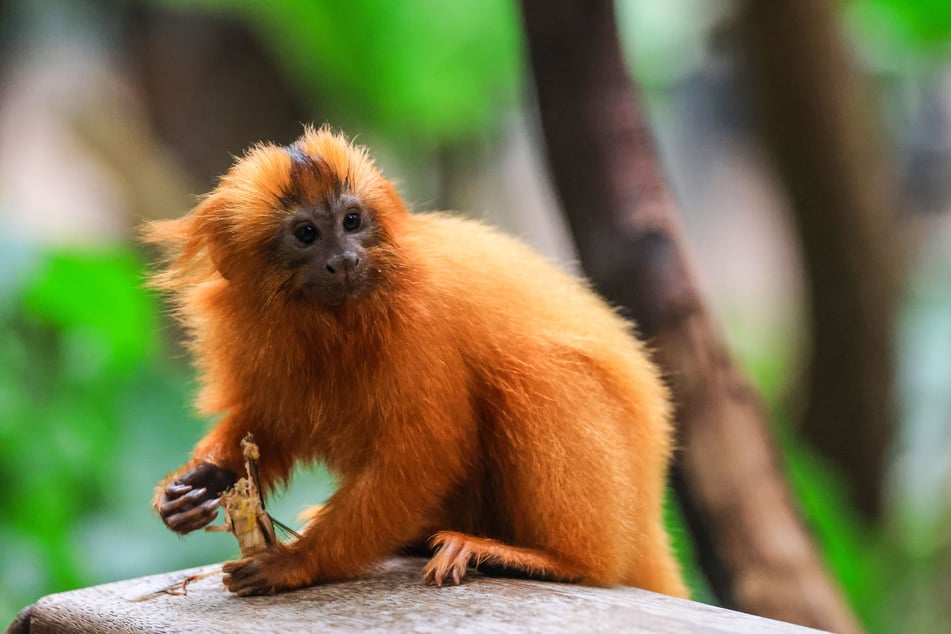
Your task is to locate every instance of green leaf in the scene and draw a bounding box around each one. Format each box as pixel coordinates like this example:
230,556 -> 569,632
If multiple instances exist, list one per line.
21,249 -> 158,372
853,0 -> 951,52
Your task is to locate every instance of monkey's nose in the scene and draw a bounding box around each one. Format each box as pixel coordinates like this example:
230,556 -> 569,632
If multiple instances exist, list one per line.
325,252 -> 361,275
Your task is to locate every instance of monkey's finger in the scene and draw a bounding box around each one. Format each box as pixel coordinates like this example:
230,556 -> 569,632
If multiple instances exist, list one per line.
160,487 -> 209,515
231,581 -> 272,597
164,483 -> 193,500
222,558 -> 258,580
165,499 -> 219,533
224,576 -> 270,596
423,558 -> 441,586
451,544 -> 471,585
168,509 -> 218,534
166,510 -> 215,534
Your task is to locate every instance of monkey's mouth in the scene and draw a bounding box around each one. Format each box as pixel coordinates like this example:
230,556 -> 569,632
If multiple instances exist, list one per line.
302,274 -> 368,305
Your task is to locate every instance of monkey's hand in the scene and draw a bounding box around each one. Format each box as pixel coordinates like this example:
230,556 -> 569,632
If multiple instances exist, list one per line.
154,462 -> 237,534
222,546 -> 305,596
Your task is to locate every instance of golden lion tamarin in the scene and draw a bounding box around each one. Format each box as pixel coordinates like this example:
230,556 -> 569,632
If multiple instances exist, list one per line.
148,126 -> 686,598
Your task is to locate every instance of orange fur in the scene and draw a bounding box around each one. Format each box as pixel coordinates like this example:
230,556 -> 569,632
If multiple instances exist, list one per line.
146,126 -> 687,598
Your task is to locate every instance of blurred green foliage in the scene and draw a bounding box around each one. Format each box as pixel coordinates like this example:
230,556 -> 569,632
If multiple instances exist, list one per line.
0,246 -> 224,621
23,251 -> 157,372
159,0 -> 521,143
858,0 -> 951,50
0,245 -> 336,623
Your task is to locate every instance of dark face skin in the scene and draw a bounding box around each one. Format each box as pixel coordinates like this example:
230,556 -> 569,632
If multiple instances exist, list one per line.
274,194 -> 377,305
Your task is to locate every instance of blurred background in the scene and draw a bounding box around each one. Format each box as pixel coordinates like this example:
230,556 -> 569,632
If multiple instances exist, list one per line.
0,0 -> 949,631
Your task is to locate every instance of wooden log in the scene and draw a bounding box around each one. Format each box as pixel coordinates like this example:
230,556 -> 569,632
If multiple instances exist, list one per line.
7,558 -> 827,633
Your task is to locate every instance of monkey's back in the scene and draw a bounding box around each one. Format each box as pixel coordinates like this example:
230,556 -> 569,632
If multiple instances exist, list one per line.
402,213 -> 684,596
404,213 -> 657,364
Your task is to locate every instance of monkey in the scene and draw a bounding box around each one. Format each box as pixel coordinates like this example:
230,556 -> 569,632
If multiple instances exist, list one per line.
147,126 -> 687,598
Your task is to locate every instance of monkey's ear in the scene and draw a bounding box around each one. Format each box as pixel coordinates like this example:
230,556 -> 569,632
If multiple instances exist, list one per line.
142,195 -> 237,287
190,195 -> 236,281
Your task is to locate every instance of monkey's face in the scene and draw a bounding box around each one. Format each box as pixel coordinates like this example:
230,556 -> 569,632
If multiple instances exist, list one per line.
271,193 -> 381,305
187,130 -> 406,309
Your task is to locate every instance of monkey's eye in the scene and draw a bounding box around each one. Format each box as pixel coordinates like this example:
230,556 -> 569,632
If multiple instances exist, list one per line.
342,211 -> 362,232
294,223 -> 318,245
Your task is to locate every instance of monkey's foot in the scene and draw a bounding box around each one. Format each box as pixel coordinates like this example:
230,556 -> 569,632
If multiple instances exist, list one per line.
222,548 -> 302,596
422,531 -> 583,587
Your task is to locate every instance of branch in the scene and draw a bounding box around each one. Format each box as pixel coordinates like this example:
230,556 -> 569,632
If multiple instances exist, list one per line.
738,0 -> 900,518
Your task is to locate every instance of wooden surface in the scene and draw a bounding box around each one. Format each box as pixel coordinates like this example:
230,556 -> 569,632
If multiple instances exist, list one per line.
7,557 -> 829,633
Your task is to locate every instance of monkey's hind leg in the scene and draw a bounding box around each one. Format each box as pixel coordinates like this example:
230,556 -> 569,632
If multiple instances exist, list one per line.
422,531 -> 583,587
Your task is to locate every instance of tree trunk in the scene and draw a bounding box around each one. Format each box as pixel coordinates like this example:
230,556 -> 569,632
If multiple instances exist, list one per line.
738,0 -> 900,518
518,1 -> 861,631
128,5 -> 311,189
